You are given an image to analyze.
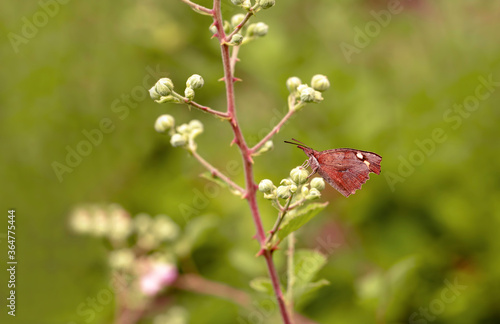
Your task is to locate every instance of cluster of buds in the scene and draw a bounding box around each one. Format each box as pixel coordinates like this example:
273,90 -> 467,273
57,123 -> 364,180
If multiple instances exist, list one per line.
149,74 -> 204,103
258,166 -> 326,201
69,204 -> 180,297
231,0 -> 275,12
155,115 -> 204,151
286,74 -> 330,111
211,13 -> 269,46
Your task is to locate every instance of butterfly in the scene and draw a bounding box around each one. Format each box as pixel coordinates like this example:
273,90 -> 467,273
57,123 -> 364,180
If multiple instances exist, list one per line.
285,139 -> 382,197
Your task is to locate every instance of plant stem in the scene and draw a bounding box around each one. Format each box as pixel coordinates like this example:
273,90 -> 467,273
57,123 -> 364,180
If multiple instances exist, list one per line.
212,1 -> 292,323
287,233 -> 296,322
264,194 -> 294,248
251,109 -> 296,154
191,149 -> 245,194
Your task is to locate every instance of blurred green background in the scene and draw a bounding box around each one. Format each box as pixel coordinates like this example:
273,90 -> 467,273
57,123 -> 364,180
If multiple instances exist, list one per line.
1,0 -> 500,323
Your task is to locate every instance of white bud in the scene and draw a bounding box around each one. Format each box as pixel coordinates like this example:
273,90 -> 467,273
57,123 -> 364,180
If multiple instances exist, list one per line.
258,179 -> 274,193
170,133 -> 187,147
276,185 -> 291,199
186,74 -> 204,89
311,74 -> 330,92
155,78 -> 174,96
300,86 -> 316,103
310,177 -> 325,191
149,86 -> 161,100
306,188 -> 321,200
176,123 -> 190,135
229,33 -> 243,45
253,22 -> 268,37
258,0 -> 275,9
154,115 -> 175,133
286,77 -> 302,93
184,87 -> 195,100
231,14 -> 245,28
290,167 -> 309,184
188,119 -> 204,138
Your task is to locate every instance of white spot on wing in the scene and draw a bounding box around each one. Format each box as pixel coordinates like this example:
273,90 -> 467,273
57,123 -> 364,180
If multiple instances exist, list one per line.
356,152 -> 364,160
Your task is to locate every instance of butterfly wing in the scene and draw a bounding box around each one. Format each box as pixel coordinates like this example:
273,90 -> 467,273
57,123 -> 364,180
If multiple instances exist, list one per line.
315,149 -> 382,197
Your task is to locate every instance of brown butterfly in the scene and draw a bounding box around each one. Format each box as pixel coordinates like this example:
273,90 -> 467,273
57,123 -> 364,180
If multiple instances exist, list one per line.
285,139 -> 382,197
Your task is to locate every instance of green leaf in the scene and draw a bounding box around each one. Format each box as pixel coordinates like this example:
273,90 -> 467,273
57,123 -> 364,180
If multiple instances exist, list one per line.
200,171 -> 242,197
295,279 -> 330,299
278,202 -> 328,240
293,249 -> 328,288
249,277 -> 274,296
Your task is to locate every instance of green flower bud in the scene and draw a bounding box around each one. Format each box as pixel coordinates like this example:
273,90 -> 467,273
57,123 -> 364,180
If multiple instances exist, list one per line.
241,0 -> 251,9
154,114 -> 175,133
311,74 -> 330,92
108,249 -> 134,270
301,185 -> 309,196
258,0 -> 275,9
188,119 -> 204,138
310,177 -> 325,191
289,184 -> 297,193
184,87 -> 195,100
231,0 -> 243,5
276,185 -> 291,199
152,216 -> 180,241
286,77 -> 302,93
258,179 -> 274,193
186,74 -> 204,89
253,22 -> 269,37
155,78 -> 174,96
229,33 -> 243,46
306,188 -> 321,200
231,14 -> 245,28
149,86 -> 161,101
299,86 -> 316,103
290,167 -> 309,184
170,133 -> 187,147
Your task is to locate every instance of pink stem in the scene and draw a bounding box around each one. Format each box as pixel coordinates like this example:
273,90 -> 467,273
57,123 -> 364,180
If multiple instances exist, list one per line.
250,109 -> 296,154
212,1 -> 292,323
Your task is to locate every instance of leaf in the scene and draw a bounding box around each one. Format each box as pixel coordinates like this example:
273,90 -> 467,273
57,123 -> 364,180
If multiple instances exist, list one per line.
293,249 -> 328,288
295,279 -> 330,300
249,277 -> 274,296
278,202 -> 328,240
200,171 -> 242,197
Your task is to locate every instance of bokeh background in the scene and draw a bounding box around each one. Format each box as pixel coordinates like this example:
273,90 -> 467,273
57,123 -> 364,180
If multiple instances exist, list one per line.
1,0 -> 500,323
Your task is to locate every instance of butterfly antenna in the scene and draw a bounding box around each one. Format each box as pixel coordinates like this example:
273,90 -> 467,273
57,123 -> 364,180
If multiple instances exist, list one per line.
284,138 -> 311,149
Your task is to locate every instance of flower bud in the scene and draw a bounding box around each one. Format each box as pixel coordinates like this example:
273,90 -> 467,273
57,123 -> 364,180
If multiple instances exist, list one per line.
149,86 -> 161,100
301,185 -> 309,196
313,90 -> 323,103
154,114 -> 175,133
286,77 -> 302,93
276,185 -> 291,199
188,119 -> 204,138
290,167 -> 309,184
223,20 -> 231,34
280,179 -> 292,186
170,133 -> 187,147
289,184 -> 297,193
184,87 -> 195,100
152,216 -> 180,241
254,140 -> 273,156
311,74 -> 330,92
109,249 -> 134,270
263,192 -> 277,200
186,74 -> 204,89
258,0 -> 275,9
253,22 -> 268,37
306,188 -> 321,200
299,86 -> 316,103
258,179 -> 274,193
229,33 -> 243,45
231,0 -> 243,5
310,177 -> 325,191
155,78 -> 174,96
176,123 -> 190,134
209,24 -> 218,35
231,14 -> 245,28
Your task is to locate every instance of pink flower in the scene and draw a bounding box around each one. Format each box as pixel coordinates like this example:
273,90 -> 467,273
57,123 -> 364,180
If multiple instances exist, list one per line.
140,263 -> 178,296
